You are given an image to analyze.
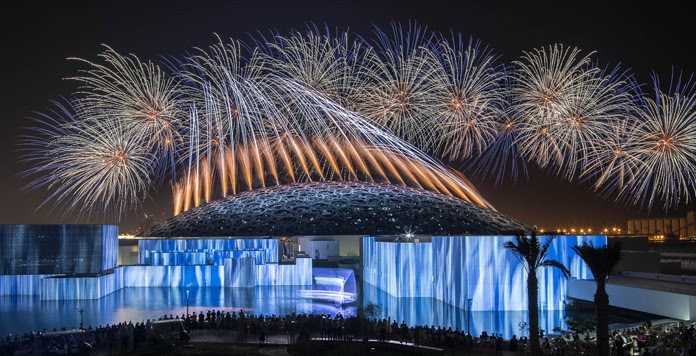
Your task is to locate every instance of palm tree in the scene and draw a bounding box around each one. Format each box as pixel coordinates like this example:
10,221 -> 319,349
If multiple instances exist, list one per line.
504,231 -> 570,355
572,242 -> 622,356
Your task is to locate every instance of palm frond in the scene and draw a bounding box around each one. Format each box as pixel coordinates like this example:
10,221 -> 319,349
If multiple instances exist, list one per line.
540,259 -> 571,278
537,235 -> 555,267
504,231 -> 569,276
573,242 -> 622,280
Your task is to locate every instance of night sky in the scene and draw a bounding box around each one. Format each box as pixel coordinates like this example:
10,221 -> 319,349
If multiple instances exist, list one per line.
1,1 -> 694,232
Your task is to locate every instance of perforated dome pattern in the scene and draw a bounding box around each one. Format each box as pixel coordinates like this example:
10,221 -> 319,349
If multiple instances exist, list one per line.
148,182 -> 524,237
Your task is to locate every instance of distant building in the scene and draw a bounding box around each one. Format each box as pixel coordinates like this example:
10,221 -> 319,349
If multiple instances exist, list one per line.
626,211 -> 696,239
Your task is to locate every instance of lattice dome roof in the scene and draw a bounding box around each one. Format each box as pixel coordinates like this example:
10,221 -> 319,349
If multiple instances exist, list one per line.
148,181 -> 524,237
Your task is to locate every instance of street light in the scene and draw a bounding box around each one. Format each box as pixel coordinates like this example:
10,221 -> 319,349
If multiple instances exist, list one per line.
79,308 -> 84,330
185,289 -> 190,317
466,298 -> 473,335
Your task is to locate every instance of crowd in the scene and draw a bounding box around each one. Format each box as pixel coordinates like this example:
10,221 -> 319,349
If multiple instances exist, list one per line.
609,322 -> 696,355
0,320 -> 158,355
179,309 -> 518,352
527,321 -> 696,355
0,309 -> 519,355
3,310 -> 696,355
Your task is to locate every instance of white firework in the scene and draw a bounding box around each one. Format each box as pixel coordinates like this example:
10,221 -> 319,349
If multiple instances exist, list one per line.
22,101 -> 153,218
552,67 -> 636,179
583,114 -> 642,200
69,45 -> 183,174
258,26 -> 369,109
627,75 -> 696,208
355,23 -> 438,148
512,44 -> 634,180
427,34 -> 505,160
512,45 -> 595,170
22,24 -> 696,218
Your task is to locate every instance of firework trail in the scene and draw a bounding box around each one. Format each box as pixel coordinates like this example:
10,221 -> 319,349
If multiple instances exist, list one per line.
355,23 -> 438,148
21,101 -> 153,217
426,34 -> 505,160
627,74 -> 696,209
466,71 -> 528,184
20,24 -> 696,219
258,25 -> 370,109
68,46 -> 183,176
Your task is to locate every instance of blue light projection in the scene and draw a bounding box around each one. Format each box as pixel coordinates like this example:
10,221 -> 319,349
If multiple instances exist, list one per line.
0,275 -> 47,296
1,239 -> 312,300
138,238 -> 278,265
363,235 -> 606,311
0,224 -> 118,274
299,267 -> 357,304
363,284 -> 566,339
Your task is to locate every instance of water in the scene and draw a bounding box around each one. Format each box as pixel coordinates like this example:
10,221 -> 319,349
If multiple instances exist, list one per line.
0,287 -> 356,336
0,286 -> 575,339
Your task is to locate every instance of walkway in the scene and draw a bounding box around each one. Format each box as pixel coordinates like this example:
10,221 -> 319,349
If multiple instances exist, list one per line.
188,330 -> 519,355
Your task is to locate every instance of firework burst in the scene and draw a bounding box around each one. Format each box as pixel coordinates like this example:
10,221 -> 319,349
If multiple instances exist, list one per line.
355,23 -> 437,148
627,74 -> 696,208
427,34 -> 505,160
21,24 -> 696,218
512,44 -> 596,172
22,101 -> 153,217
583,114 -> 642,200
466,73 -> 529,184
69,46 -> 183,175
258,26 -> 369,108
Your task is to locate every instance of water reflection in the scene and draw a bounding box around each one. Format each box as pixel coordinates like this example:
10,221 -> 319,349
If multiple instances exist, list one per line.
363,284 -> 567,339
1,285 -> 571,339
0,287 -> 356,336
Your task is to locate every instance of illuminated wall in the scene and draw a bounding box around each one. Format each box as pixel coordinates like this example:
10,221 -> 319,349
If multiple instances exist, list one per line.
1,238 -> 312,300
0,224 -> 118,274
298,267 -> 357,304
363,235 -> 606,311
12,258 -> 313,300
138,238 -> 278,265
0,274 -> 47,296
363,284 -> 566,339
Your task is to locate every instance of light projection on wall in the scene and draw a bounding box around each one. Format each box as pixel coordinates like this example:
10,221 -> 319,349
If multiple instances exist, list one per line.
298,267 -> 357,304
138,238 -> 278,265
1,238 -> 313,300
362,235 -> 607,311
0,224 -> 118,274
362,284 -> 567,339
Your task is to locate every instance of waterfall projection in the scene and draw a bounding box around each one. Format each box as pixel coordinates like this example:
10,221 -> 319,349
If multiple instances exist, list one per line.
362,235 -> 607,311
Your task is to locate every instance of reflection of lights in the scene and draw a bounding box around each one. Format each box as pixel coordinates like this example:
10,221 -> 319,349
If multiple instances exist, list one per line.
297,290 -> 357,304
649,234 -> 666,242
307,268 -> 357,305
118,234 -> 137,239
314,276 -> 346,287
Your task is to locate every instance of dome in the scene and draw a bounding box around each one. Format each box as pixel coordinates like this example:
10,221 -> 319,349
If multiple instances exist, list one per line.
148,181 -> 524,237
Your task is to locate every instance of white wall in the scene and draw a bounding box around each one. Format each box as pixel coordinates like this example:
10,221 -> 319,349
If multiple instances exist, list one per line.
568,279 -> 696,320
298,238 -> 339,260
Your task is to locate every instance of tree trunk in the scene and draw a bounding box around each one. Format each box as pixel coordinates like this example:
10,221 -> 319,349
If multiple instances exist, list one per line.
527,270 -> 541,355
595,278 -> 610,356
